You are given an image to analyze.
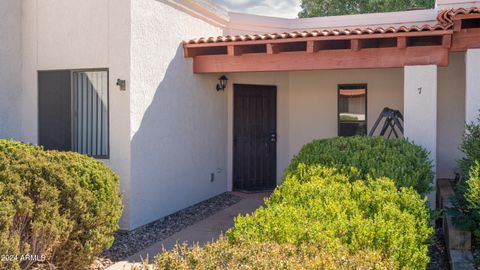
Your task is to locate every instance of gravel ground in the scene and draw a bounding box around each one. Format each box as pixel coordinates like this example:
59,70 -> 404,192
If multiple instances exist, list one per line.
427,226 -> 449,270
90,192 -> 243,269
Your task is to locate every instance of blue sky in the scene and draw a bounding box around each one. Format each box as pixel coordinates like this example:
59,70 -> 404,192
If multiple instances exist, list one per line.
213,0 -> 302,18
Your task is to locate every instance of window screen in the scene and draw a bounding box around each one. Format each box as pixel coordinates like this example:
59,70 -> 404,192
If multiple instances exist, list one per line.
72,70 -> 109,158
338,84 -> 367,136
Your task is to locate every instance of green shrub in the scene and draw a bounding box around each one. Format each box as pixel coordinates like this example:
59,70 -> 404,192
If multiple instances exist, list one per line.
228,166 -> 433,269
286,136 -> 433,194
450,162 -> 480,241
339,114 -> 359,121
139,236 -> 395,270
464,162 -> 480,239
449,116 -> 480,245
458,119 -> 480,179
0,140 -> 122,270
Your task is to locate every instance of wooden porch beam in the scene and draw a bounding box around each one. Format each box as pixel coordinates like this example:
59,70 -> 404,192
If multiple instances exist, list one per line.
227,45 -> 235,56
451,28 -> 480,51
351,39 -> 361,51
307,40 -> 319,53
397,37 -> 406,49
192,46 -> 448,73
266,43 -> 278,54
442,34 -> 452,48
453,19 -> 462,32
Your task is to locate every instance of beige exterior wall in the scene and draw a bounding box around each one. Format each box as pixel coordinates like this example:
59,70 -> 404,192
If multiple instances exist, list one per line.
227,68 -> 404,187
288,69 -> 404,157
437,52 -> 466,179
21,0 -> 133,229
2,0 -> 470,230
129,0 -> 227,229
227,56 -> 466,186
0,0 -> 22,139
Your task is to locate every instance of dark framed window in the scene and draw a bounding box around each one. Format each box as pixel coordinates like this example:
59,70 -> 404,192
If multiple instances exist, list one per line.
38,69 -> 109,159
338,84 -> 367,137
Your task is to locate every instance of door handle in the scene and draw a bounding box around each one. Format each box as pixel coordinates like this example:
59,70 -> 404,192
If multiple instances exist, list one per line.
269,133 -> 277,143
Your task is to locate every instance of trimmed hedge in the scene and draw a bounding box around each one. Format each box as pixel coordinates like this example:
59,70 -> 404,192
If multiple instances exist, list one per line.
0,140 -> 122,270
139,236 -> 395,270
458,119 -> 480,179
228,166 -> 433,269
450,117 -> 480,244
463,162 -> 480,240
286,136 -> 433,194
139,136 -> 434,269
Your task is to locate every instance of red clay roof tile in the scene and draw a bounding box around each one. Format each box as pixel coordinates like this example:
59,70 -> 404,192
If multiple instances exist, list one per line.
437,7 -> 480,25
184,8 -> 480,45
184,24 -> 450,44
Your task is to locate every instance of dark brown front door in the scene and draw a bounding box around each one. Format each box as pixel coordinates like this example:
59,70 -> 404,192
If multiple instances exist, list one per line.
233,84 -> 277,191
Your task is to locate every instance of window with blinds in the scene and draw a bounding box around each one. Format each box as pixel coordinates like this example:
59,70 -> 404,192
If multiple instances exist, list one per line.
72,70 -> 109,158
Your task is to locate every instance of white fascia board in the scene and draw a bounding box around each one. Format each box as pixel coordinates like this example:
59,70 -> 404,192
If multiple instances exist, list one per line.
226,8 -> 439,35
226,12 -> 291,34
436,0 -> 480,9
164,0 -> 229,28
291,9 -> 439,30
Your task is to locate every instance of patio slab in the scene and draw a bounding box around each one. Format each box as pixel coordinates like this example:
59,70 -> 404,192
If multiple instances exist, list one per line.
106,192 -> 268,270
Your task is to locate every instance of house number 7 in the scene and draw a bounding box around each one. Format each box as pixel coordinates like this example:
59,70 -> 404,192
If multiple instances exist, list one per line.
417,87 -> 422,94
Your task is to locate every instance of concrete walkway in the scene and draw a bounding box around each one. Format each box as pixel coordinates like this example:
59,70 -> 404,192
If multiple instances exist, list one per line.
107,192 -> 268,270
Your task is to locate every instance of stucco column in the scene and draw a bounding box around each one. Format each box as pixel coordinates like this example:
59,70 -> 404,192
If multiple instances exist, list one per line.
404,65 -> 437,208
466,49 -> 480,124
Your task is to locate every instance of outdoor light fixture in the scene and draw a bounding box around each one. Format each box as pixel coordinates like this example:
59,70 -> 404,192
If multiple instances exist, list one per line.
116,79 -> 126,91
216,75 -> 228,91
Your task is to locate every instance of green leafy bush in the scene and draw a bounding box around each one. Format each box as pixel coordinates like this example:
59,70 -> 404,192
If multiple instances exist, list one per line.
339,114 -> 359,121
228,166 -> 433,269
449,116 -> 480,246
458,119 -> 480,179
464,162 -> 480,240
138,236 -> 395,270
0,140 -> 122,270
286,136 -> 433,194
450,163 -> 480,242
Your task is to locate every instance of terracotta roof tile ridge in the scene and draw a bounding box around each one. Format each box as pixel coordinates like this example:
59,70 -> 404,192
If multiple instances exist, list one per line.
184,23 -> 450,44
183,7 -> 480,45
437,7 -> 480,25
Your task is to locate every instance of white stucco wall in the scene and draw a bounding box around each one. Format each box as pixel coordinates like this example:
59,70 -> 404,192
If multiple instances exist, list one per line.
21,0 -> 133,229
227,69 -> 404,187
438,52 -> 466,179
129,0 -> 227,229
4,0 -> 473,231
0,0 -> 22,139
404,65 -> 437,207
466,49 -> 480,124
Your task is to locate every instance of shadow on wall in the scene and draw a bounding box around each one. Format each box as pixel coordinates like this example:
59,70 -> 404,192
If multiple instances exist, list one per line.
129,46 -> 228,229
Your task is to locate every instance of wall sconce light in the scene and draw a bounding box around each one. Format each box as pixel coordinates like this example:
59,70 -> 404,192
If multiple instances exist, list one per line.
116,79 -> 126,91
216,75 -> 228,92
